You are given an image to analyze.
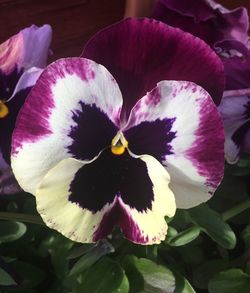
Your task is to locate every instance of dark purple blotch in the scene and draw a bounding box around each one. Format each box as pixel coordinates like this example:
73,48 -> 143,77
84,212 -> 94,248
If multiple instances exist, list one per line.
0,88 -> 30,164
68,102 -> 118,160
69,149 -> 154,213
124,118 -> 176,161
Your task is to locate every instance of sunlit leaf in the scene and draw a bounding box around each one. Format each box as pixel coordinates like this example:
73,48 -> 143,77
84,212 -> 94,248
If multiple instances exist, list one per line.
74,257 -> 128,293
167,226 -> 200,246
123,256 -> 175,293
0,221 -> 26,244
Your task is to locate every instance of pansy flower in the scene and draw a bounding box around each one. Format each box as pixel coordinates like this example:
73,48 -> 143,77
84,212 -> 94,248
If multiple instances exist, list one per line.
11,19 -> 224,244
0,24 -> 52,194
151,0 -> 249,49
151,0 -> 250,163
218,40 -> 250,163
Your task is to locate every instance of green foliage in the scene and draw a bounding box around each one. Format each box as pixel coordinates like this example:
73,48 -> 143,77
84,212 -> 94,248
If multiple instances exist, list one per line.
0,154 -> 249,292
208,269 -> 250,293
0,267 -> 17,286
189,204 -> 237,249
74,257 -> 129,293
0,221 -> 26,244
123,256 -> 176,293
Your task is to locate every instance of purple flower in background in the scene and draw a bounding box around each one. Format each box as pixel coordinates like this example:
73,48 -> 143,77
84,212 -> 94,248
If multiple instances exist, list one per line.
151,0 -> 249,48
216,37 -> 250,163
152,0 -> 250,162
11,19 -> 224,244
0,24 -> 52,194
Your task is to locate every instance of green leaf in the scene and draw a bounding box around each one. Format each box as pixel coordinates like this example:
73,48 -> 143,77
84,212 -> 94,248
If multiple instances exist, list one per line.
74,257 -> 128,293
167,226 -> 200,246
124,256 -> 175,293
174,272 -> 196,293
189,204 -> 236,249
0,266 -> 17,286
0,221 -> 26,244
241,225 -> 250,248
41,233 -> 74,280
193,260 -> 229,289
12,261 -> 45,288
67,243 -> 94,260
69,240 -> 114,277
208,269 -> 250,293
166,226 -> 178,238
169,210 -> 191,230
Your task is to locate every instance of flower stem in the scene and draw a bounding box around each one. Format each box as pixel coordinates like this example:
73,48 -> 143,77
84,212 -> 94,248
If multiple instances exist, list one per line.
222,198 -> 250,221
0,212 -> 45,225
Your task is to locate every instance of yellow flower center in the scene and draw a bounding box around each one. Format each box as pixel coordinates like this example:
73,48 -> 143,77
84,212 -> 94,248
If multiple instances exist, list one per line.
0,100 -> 9,118
111,131 -> 128,155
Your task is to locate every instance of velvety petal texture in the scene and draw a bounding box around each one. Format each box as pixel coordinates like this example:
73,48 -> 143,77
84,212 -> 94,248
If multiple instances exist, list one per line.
124,80 -> 224,208
82,17 -> 224,117
11,58 -> 123,194
151,0 -> 249,48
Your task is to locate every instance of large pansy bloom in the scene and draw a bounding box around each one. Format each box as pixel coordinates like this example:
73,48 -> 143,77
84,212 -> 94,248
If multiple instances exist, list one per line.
0,25 -> 52,194
11,19 -> 224,244
218,40 -> 250,163
151,0 -> 249,48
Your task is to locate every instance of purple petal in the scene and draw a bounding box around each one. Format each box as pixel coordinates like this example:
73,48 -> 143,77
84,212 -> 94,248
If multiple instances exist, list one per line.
11,58 -> 123,194
217,40 -> 250,90
82,18 -> 224,117
9,67 -> 43,101
151,0 -> 250,47
21,24 -> 52,70
124,80 -> 224,208
218,94 -> 250,163
0,24 -> 52,76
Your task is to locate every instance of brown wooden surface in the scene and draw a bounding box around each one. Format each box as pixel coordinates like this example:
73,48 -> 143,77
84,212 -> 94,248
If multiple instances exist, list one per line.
0,0 -> 126,60
0,0 -> 249,61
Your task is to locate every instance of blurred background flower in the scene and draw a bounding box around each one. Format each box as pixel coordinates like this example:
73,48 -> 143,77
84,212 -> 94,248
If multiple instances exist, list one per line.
0,25 -> 52,194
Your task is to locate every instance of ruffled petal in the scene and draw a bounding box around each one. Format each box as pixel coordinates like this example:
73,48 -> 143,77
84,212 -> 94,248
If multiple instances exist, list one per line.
11,58 -> 123,194
217,40 -> 250,90
124,80 -> 224,208
0,24 -> 52,76
36,150 -> 175,244
8,67 -> 43,101
151,0 -> 250,47
218,93 -> 250,163
82,18 -> 224,117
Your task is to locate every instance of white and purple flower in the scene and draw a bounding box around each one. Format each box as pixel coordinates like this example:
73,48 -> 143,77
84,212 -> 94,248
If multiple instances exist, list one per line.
0,24 -> 52,194
152,0 -> 250,163
11,19 -> 224,244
